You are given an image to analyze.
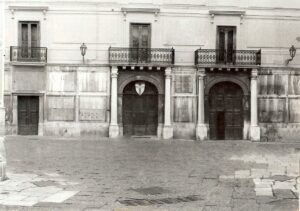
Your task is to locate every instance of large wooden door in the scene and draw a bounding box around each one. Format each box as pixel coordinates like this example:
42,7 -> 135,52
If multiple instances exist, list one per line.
18,96 -> 39,135
217,26 -> 236,64
123,81 -> 158,136
209,82 -> 243,140
130,23 -> 151,63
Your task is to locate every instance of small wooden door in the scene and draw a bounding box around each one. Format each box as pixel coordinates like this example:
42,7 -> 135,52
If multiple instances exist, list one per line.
217,26 -> 236,64
123,81 -> 158,136
130,23 -> 151,63
209,82 -> 243,140
18,96 -> 39,135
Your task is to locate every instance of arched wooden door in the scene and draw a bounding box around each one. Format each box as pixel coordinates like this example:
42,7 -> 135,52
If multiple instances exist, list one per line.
209,82 -> 244,140
123,81 -> 158,136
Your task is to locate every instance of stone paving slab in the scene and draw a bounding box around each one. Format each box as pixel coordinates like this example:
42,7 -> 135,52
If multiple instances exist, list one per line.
0,136 -> 299,210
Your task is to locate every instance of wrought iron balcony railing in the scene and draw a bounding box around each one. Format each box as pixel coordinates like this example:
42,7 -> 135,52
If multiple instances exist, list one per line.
195,49 -> 261,66
10,46 -> 47,63
109,47 -> 175,65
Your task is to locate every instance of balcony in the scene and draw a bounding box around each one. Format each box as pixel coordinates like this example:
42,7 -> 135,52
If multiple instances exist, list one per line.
109,47 -> 175,66
10,46 -> 47,65
195,49 -> 261,66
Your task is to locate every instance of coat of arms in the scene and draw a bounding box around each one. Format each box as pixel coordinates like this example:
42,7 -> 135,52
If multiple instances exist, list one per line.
135,82 -> 145,96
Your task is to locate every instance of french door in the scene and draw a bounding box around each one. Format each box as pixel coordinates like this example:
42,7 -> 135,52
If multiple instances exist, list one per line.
217,26 -> 236,64
129,23 -> 151,63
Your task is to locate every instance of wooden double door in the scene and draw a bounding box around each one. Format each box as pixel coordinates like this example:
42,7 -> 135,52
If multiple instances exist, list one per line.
18,96 -> 39,135
209,82 -> 244,140
123,81 -> 158,136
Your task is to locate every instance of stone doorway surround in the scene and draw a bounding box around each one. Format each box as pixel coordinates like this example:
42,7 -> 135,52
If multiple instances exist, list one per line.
108,66 -> 174,139
196,68 -> 260,141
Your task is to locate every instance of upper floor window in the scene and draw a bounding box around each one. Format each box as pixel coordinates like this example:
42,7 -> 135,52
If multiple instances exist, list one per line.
19,21 -> 40,59
129,23 -> 151,63
19,21 -> 40,48
10,21 -> 47,63
216,26 -> 236,64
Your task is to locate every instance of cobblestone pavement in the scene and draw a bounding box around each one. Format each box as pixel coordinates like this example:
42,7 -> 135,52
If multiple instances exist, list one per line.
0,136 -> 299,211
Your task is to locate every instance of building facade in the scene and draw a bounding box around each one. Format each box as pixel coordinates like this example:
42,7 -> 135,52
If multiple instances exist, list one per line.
3,0 -> 300,141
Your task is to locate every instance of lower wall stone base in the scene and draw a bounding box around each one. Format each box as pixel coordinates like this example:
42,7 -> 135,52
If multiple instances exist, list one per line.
109,124 -> 119,138
43,122 -> 109,137
196,124 -> 208,141
162,125 -> 173,139
250,125 -> 261,142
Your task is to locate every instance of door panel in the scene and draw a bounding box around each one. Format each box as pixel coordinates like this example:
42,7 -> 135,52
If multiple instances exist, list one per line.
209,82 -> 243,140
218,30 -> 225,63
18,96 -> 39,135
227,30 -> 234,63
123,81 -> 158,136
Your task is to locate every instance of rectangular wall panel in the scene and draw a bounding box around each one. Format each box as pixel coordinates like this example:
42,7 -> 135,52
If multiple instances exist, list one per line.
48,71 -> 75,92
174,75 -> 193,93
78,72 -> 108,92
173,97 -> 194,122
14,69 -> 45,91
258,98 -> 285,123
47,96 -> 75,121
79,96 -> 107,121
288,75 -> 300,95
289,98 -> 300,123
258,74 -> 287,95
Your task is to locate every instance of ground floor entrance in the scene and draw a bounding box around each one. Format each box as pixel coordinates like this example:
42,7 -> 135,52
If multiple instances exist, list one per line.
123,81 -> 158,136
208,81 -> 244,140
18,96 -> 39,135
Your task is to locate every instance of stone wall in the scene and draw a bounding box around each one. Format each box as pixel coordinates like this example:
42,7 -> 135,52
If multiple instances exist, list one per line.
4,65 -> 111,137
172,67 -> 197,139
258,68 -> 300,141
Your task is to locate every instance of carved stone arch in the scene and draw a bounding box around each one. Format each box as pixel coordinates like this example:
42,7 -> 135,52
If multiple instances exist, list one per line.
205,77 -> 249,95
119,75 -> 163,94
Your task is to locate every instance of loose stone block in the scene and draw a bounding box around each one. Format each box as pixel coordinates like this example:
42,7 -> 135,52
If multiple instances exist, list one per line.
255,188 -> 273,196
41,190 -> 78,203
272,181 -> 295,190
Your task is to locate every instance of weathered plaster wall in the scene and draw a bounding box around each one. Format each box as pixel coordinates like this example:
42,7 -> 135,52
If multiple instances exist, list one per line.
4,1 -> 300,67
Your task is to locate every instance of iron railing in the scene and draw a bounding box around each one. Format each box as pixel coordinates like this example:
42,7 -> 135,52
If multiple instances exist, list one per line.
109,47 -> 175,65
195,49 -> 261,66
10,46 -> 47,63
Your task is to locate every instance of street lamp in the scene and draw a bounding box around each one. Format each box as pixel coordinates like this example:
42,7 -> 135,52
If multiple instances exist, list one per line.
286,45 -> 296,65
80,43 -> 87,63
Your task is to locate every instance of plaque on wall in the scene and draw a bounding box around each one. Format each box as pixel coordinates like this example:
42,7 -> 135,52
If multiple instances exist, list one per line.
175,75 -> 193,93
79,109 -> 106,121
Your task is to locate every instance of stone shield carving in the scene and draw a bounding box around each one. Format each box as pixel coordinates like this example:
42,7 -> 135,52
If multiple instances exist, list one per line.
135,82 -> 145,96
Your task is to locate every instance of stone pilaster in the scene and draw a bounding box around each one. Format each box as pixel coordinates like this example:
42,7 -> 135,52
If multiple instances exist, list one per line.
162,67 -> 173,139
108,66 -> 119,138
196,69 -> 208,141
250,69 -> 260,141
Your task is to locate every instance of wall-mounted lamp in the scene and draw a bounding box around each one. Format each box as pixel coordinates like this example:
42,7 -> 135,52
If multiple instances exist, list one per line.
80,43 -> 87,63
286,45 -> 296,65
